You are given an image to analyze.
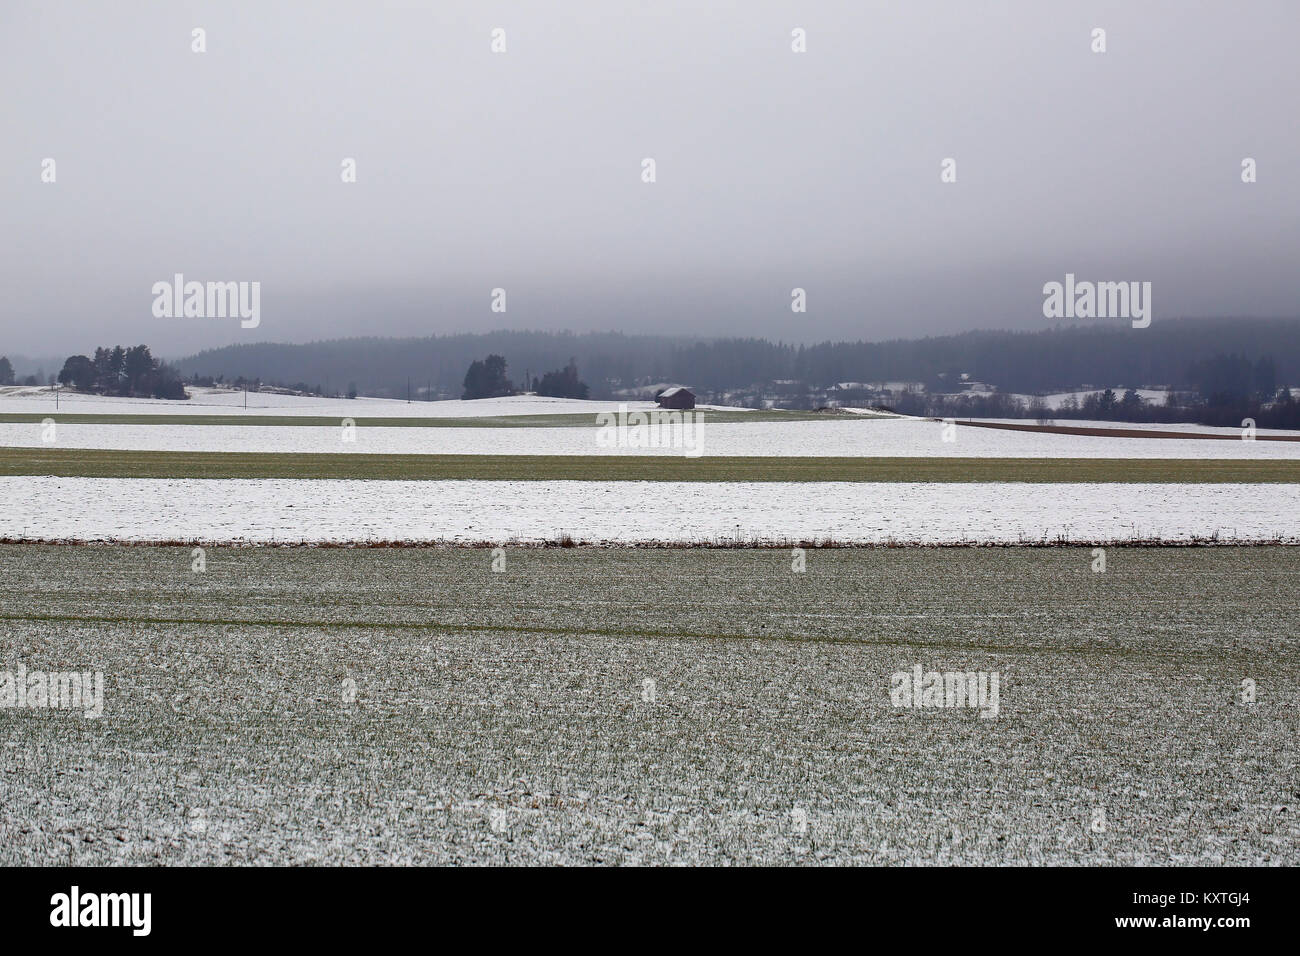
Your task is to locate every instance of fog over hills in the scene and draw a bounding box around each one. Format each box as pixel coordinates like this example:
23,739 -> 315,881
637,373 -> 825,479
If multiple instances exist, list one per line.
172,316 -> 1300,402
3,2 -> 1297,354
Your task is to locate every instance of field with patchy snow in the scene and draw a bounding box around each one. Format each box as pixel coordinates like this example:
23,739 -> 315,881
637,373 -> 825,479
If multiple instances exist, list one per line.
4,388 -> 1296,866
2,544 -> 1294,865
4,387 -> 1297,544
3,404 -> 1298,461
4,476 -> 1296,544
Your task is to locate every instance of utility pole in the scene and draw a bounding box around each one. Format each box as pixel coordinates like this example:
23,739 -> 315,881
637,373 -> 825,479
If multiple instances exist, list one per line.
407,378 -> 411,403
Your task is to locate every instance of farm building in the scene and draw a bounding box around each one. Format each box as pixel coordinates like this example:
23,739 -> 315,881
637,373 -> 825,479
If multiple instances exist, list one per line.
656,386 -> 696,410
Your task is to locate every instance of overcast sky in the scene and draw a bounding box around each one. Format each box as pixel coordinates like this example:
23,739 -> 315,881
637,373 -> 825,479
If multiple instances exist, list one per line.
2,0 -> 1297,359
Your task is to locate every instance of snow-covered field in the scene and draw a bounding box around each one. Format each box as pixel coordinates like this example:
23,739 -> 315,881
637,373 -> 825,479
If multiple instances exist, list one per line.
6,388 -> 1296,544
0,386 -> 744,418
981,417 -> 1300,437
5,477 -> 1295,544
5,417 -> 1299,459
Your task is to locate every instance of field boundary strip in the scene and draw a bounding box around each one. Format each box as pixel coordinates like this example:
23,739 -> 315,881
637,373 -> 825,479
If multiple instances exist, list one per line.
2,447 -> 1299,481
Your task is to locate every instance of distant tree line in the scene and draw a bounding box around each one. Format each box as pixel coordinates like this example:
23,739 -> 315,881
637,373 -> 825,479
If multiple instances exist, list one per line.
58,346 -> 187,400
187,372 -> 338,397
904,354 -> 1299,428
173,319 -> 1300,405
177,331 -> 654,403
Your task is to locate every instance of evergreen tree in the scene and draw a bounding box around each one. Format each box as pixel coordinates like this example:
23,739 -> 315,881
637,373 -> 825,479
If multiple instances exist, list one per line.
535,359 -> 588,399
462,354 -> 514,399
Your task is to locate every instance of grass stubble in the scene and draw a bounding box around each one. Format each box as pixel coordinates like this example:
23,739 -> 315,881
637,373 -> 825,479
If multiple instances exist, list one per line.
0,544 -> 1295,865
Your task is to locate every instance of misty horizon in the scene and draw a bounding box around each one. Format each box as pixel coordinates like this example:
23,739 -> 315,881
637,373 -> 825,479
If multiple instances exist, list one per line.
7,312 -> 1300,376
5,1 -> 1298,356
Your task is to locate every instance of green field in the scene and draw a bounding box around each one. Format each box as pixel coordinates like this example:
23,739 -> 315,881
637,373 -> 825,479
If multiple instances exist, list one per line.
1,446 -> 1297,481
1,544 -> 1295,864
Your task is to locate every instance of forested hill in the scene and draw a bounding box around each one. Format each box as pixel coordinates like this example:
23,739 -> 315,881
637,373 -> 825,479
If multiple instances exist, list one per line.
173,318 -> 1300,400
